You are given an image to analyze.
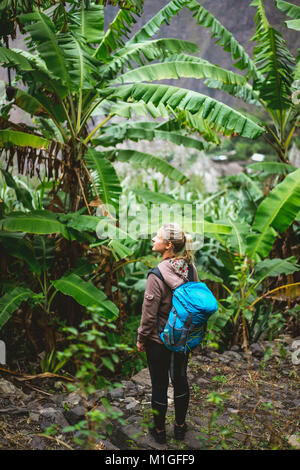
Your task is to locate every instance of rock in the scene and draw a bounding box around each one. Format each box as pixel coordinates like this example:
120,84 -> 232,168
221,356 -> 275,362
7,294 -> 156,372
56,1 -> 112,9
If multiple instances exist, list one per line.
0,378 -> 24,396
97,439 -> 120,450
288,435 -> 300,449
217,356 -> 231,365
89,389 -> 107,406
109,387 -> 124,400
49,393 -> 68,406
125,400 -> 140,411
228,408 -> 240,414
112,422 -> 145,450
39,407 -> 70,431
196,378 -> 210,385
64,405 -> 86,425
249,343 -> 265,359
61,392 -> 82,409
29,436 -> 47,450
131,368 -> 152,387
28,411 -> 40,423
222,351 -> 242,361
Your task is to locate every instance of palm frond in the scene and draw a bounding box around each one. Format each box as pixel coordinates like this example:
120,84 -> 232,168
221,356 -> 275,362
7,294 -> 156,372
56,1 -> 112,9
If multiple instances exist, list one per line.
93,120 -> 209,151
185,0 -> 259,78
105,83 -> 265,139
97,148 -> 189,184
251,0 -> 296,111
84,148 -> 122,209
113,60 -> 247,87
100,38 -> 199,79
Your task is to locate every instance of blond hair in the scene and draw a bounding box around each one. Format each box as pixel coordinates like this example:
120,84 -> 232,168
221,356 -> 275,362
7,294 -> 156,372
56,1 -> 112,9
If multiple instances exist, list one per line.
159,223 -> 194,264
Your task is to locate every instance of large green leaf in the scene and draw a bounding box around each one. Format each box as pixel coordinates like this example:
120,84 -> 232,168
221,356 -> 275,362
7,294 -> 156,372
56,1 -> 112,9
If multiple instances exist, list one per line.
0,169 -> 33,210
0,210 -> 69,238
0,287 -> 34,330
94,121 -> 208,151
127,0 -> 186,45
246,161 -> 296,175
105,83 -> 265,139
113,60 -> 247,86
204,79 -> 261,107
108,239 -> 134,261
95,8 -> 138,61
19,8 -> 71,87
58,33 -> 99,92
11,49 -> 68,99
9,87 -> 65,123
0,129 -> 49,149
0,234 -> 41,275
69,3 -> 104,43
251,0 -> 295,111
51,273 -> 118,320
254,257 -> 299,286
0,46 -> 33,70
100,38 -> 199,79
276,0 -> 300,30
276,0 -> 300,19
99,149 -> 189,184
84,148 -> 122,209
246,168 -> 300,258
185,0 -> 259,77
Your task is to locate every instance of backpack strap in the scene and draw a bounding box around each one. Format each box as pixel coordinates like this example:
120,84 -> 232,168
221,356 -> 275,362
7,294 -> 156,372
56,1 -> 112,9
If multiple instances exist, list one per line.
147,267 -> 167,335
147,267 -> 165,283
187,264 -> 195,282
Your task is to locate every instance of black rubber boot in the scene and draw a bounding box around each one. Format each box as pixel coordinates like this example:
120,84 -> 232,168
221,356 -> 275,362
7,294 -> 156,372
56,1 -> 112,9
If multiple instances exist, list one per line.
174,422 -> 187,440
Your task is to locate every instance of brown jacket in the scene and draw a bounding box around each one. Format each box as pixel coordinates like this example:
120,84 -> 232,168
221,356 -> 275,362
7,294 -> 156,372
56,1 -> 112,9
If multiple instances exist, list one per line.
137,258 -> 199,344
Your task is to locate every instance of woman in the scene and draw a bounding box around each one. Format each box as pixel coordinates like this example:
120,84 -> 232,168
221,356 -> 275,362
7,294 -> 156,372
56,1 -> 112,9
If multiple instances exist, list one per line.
136,223 -> 199,445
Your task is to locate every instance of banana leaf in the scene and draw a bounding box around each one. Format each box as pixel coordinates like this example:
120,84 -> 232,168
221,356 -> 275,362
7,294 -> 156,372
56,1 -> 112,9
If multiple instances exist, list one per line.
101,38 -> 199,78
0,129 -> 49,149
0,287 -> 34,330
93,121 -> 208,151
254,257 -> 299,287
51,273 -> 119,320
0,235 -> 41,275
19,9 -> 71,88
100,149 -> 189,184
0,210 -> 70,238
246,162 -> 296,175
113,60 -> 247,87
0,169 -> 33,210
276,0 -> 300,19
84,148 -> 122,209
0,46 -> 33,70
69,2 -> 104,43
251,0 -> 295,111
246,168 -> 300,258
185,0 -> 259,77
105,83 -> 265,139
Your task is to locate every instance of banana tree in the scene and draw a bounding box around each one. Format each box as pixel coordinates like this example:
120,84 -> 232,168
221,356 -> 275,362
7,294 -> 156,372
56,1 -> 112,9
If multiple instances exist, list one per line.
170,0 -> 299,165
0,0 -> 265,215
206,167 -> 300,347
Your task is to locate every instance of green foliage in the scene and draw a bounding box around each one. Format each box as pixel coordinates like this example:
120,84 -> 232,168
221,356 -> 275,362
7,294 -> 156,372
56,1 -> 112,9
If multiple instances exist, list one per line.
246,168 -> 300,258
57,305 -> 131,448
52,274 -> 119,320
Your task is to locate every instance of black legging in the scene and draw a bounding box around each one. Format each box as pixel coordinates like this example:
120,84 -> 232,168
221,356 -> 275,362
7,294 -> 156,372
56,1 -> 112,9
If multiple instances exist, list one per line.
145,339 -> 190,430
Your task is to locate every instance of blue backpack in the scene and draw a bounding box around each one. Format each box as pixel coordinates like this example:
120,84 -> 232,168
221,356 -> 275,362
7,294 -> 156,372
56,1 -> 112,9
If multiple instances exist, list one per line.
148,264 -> 218,354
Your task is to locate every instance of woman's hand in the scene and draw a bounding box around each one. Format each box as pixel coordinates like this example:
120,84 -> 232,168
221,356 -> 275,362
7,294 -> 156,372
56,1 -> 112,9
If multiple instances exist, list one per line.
136,341 -> 145,353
